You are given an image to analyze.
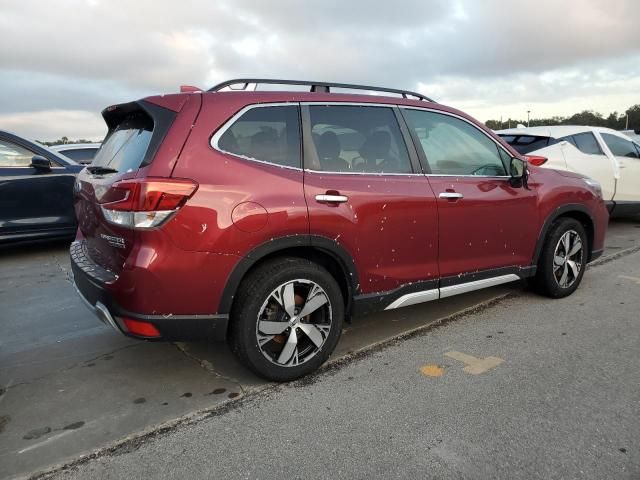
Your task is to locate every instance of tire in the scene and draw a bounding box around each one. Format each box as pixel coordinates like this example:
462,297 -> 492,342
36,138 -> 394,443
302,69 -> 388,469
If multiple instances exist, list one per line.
229,257 -> 344,381
532,217 -> 588,298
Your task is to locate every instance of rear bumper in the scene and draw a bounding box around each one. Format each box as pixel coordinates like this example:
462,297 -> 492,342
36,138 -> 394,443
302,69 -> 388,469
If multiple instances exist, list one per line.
70,240 -> 229,341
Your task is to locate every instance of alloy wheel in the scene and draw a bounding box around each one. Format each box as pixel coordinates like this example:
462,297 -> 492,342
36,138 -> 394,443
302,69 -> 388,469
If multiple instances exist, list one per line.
255,279 -> 332,367
553,230 -> 583,288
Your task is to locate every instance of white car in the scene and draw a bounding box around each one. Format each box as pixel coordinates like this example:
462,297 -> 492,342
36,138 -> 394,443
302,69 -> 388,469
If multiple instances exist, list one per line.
497,126 -> 640,216
52,143 -> 101,165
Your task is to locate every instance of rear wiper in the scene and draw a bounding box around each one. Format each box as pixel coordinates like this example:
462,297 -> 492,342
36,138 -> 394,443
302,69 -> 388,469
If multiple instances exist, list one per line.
86,166 -> 118,175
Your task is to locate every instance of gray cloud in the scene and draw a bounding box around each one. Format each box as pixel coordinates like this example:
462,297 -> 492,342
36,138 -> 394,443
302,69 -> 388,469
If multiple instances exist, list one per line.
1,0 -> 639,139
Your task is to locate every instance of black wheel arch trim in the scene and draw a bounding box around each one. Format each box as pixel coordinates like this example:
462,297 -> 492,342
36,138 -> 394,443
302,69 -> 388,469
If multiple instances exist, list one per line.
217,234 -> 359,315
533,203 -> 596,265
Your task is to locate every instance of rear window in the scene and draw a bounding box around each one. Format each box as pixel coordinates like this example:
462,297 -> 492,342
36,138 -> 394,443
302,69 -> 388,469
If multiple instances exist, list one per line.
60,148 -> 98,164
498,134 -> 551,154
216,106 -> 300,168
92,113 -> 153,173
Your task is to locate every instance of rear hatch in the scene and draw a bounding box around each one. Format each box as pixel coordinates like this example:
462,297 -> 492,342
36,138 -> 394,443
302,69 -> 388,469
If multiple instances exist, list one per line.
74,100 -> 178,274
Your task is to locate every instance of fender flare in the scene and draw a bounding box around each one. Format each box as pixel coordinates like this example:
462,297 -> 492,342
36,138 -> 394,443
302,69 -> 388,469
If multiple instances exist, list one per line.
532,203 -> 595,265
217,234 -> 359,314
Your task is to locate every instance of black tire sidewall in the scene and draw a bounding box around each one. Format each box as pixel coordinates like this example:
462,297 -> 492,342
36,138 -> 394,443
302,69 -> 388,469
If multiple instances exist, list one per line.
537,218 -> 588,298
230,259 -> 344,381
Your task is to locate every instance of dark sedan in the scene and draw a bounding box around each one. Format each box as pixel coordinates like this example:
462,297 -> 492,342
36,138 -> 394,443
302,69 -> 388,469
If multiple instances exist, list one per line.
0,130 -> 85,246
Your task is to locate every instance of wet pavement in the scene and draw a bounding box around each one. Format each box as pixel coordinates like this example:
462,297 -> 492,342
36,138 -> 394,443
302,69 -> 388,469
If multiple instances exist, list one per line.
0,218 -> 638,479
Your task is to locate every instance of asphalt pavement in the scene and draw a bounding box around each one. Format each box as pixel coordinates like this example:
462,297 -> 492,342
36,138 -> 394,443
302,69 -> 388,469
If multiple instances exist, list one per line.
49,244 -> 640,480
0,218 -> 639,479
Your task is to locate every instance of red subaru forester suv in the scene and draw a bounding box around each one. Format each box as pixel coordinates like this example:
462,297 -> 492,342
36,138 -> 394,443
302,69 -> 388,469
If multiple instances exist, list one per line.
71,79 -> 608,381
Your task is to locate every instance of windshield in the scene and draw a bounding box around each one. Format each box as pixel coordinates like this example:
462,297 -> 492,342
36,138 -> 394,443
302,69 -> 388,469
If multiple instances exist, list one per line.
91,113 -> 153,173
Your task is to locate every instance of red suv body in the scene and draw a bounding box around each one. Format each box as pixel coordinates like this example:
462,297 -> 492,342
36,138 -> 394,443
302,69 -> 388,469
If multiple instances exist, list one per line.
71,80 -> 608,380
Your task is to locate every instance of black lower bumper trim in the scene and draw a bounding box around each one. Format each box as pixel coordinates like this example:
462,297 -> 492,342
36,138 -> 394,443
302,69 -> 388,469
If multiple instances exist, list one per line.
70,241 -> 229,342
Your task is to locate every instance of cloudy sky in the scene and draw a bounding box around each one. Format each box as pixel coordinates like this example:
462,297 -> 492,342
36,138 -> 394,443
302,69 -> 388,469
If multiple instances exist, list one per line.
1,0 -> 639,140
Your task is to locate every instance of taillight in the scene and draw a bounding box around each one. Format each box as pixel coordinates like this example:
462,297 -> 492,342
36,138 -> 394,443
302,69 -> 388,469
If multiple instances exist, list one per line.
99,177 -> 198,229
525,155 -> 548,166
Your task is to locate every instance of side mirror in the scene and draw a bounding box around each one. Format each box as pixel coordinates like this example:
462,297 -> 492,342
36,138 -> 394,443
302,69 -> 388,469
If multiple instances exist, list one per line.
30,155 -> 52,171
509,157 -> 529,188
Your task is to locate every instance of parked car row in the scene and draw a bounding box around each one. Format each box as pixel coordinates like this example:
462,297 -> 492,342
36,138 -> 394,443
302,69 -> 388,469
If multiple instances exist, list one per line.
497,126 -> 640,216
67,78 -> 608,381
0,130 -> 84,245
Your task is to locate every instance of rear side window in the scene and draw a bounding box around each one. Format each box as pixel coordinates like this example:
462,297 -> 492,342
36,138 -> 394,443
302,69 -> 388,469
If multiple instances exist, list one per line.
306,105 -> 412,173
499,135 -> 551,154
0,140 -> 34,167
561,133 -> 603,155
404,109 -> 507,176
60,148 -> 97,164
601,133 -> 640,159
92,113 -> 153,173
216,106 -> 300,168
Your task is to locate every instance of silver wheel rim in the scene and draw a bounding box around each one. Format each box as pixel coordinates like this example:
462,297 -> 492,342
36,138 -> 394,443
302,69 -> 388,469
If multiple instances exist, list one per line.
553,230 -> 583,289
256,279 -> 332,367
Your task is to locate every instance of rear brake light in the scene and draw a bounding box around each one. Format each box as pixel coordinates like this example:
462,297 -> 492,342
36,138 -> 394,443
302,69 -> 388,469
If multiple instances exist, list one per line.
525,155 -> 547,166
99,178 -> 198,229
122,318 -> 161,337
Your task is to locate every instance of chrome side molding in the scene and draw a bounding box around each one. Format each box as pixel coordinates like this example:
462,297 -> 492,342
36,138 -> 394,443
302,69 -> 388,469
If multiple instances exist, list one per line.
439,274 -> 520,298
385,274 -> 521,310
384,289 -> 439,310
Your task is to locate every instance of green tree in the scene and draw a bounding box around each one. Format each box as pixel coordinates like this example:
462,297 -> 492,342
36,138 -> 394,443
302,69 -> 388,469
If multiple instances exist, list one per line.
485,104 -> 640,132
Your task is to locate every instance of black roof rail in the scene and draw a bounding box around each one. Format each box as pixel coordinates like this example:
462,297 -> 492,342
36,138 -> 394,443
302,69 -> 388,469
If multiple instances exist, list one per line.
207,78 -> 435,102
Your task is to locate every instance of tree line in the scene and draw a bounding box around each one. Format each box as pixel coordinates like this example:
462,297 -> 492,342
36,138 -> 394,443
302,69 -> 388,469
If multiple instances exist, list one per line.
38,136 -> 97,147
485,104 -> 640,132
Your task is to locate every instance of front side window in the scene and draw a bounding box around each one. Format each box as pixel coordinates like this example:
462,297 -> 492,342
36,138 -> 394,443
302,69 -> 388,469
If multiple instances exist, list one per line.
561,133 -> 603,155
306,105 -> 412,174
601,133 -> 640,159
217,105 -> 301,168
0,140 -> 35,167
404,109 -> 507,176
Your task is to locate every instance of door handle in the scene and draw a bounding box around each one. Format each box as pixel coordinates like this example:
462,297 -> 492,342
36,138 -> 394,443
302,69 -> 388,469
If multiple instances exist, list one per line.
439,192 -> 464,200
315,194 -> 349,203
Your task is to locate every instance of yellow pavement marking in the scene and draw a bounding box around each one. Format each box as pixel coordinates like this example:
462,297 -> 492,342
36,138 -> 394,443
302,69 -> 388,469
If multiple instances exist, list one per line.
445,351 -> 504,375
420,364 -> 444,377
619,275 -> 640,285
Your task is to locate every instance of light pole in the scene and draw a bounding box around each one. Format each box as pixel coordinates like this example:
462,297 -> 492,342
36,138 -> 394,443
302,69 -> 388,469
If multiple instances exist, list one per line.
527,110 -> 531,127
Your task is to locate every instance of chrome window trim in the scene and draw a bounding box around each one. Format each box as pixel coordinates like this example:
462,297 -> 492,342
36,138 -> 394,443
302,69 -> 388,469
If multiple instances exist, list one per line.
400,106 -> 515,178
210,102 -> 303,171
210,100 -> 516,178
304,169 -> 421,177
425,174 -> 511,179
